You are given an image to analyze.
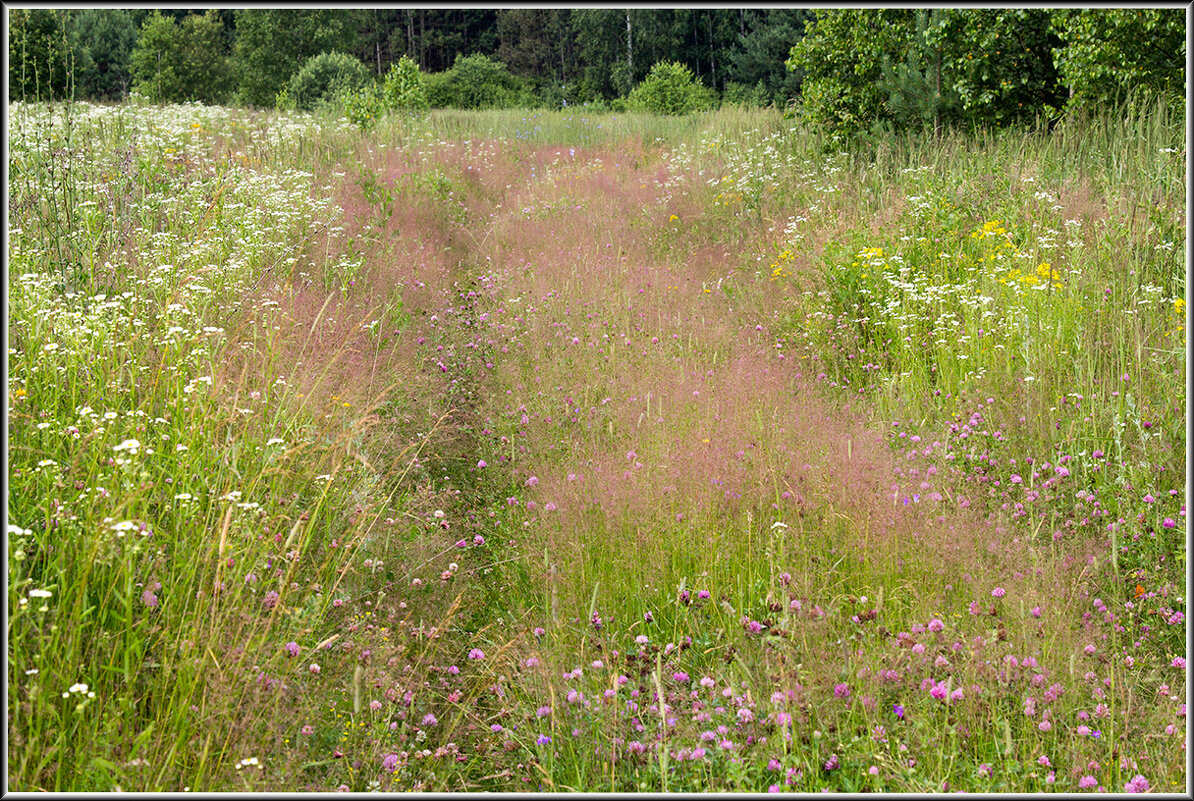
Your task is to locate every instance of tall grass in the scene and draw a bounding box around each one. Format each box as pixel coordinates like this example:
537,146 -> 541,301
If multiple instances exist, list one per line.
7,97 -> 1187,793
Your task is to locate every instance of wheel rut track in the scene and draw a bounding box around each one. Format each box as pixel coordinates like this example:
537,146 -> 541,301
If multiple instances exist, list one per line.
334,137 -> 994,604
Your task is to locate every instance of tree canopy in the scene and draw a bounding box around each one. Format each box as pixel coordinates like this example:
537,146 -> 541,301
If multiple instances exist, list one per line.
9,8 -> 1184,133
788,8 -> 1183,135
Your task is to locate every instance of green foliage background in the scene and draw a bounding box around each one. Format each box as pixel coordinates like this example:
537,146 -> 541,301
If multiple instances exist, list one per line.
788,8 -> 1184,135
7,8 -> 1188,132
129,11 -> 232,105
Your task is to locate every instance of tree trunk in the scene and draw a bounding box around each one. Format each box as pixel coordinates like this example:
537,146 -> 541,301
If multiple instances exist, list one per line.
934,44 -> 942,137
708,13 -> 715,85
626,10 -> 633,77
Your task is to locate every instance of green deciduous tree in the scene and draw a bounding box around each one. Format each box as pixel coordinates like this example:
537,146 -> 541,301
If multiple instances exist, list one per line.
571,8 -> 630,100
1051,9 -> 1186,111
130,11 -> 232,104
383,55 -> 429,113
178,11 -> 234,105
8,8 -> 74,101
786,10 -> 915,134
233,10 -> 359,107
625,10 -> 684,87
569,8 -> 772,103
568,9 -> 684,99
129,12 -> 184,102
936,9 -> 1064,127
792,9 -> 1071,135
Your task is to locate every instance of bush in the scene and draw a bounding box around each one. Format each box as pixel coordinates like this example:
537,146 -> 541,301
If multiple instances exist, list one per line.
342,83 -> 383,130
382,55 -> 428,113
579,98 -> 611,113
721,80 -> 771,108
287,51 -> 372,112
425,53 -> 533,110
535,81 -> 575,111
625,61 -> 716,115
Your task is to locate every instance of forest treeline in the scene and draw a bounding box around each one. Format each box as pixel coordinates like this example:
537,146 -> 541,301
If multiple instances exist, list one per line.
7,8 -> 1186,133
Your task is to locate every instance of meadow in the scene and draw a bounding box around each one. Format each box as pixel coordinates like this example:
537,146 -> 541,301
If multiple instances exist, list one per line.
5,97 -> 1187,793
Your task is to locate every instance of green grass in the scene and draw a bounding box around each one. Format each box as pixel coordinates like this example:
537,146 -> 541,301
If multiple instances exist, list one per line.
6,97 -> 1186,793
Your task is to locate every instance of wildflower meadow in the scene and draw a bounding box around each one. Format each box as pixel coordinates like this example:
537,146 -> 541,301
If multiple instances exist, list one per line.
6,97 -> 1188,793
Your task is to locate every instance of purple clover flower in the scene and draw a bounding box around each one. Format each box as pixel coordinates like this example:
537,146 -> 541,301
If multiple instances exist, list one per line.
1124,775 -> 1150,793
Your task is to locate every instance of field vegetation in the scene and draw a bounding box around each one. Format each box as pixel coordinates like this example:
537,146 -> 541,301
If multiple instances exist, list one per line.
6,96 -> 1186,792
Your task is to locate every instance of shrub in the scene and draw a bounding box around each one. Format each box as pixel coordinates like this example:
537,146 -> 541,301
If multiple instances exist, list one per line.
342,83 -> 383,130
425,53 -> 532,110
382,54 -> 428,113
625,61 -> 716,115
721,80 -> 771,108
287,51 -> 372,112
580,97 -> 611,113
535,81 -> 574,110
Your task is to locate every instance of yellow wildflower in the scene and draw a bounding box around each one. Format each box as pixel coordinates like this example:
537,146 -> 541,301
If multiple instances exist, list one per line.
1036,262 -> 1061,283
